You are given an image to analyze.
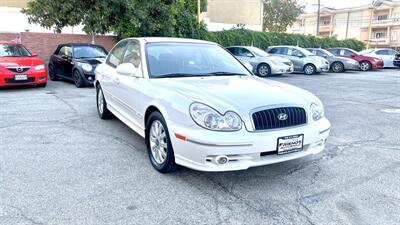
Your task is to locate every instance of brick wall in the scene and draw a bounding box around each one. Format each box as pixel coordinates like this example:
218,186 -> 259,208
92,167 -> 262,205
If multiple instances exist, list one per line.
0,32 -> 119,63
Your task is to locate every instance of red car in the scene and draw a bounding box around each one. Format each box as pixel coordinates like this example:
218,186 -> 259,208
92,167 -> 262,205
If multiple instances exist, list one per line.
0,42 -> 47,87
327,48 -> 384,71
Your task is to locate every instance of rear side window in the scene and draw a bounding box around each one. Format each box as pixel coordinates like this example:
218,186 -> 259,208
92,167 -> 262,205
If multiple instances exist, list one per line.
268,47 -> 279,54
226,48 -> 237,55
328,49 -> 338,55
106,41 -> 128,68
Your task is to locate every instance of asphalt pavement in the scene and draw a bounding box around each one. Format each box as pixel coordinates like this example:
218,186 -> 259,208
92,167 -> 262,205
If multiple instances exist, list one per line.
0,69 -> 399,225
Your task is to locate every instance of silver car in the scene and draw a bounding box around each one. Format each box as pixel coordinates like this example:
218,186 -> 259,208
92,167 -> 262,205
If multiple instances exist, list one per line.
267,46 -> 329,75
307,48 -> 360,73
227,46 -> 294,77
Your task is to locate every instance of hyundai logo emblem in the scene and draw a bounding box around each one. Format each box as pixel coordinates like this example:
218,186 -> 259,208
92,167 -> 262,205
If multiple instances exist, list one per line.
16,67 -> 23,72
277,113 -> 288,121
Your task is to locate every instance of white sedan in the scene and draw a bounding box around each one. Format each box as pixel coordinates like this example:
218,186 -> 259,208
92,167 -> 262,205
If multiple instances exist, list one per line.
359,48 -> 399,68
94,37 -> 331,173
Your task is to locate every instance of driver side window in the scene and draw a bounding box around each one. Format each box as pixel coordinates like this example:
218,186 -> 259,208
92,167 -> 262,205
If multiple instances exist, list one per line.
122,41 -> 141,68
237,48 -> 253,57
59,46 -> 72,58
106,40 -> 128,68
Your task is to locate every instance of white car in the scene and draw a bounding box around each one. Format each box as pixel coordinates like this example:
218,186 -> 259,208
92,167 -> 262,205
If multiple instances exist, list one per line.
359,48 -> 399,68
94,37 -> 331,173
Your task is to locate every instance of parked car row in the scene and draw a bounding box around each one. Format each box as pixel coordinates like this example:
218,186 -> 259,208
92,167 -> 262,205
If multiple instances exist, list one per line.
228,45 -> 400,77
1,41 -> 399,89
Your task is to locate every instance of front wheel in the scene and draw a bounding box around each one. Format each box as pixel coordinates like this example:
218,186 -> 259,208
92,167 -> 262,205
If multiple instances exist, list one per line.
304,64 -> 316,75
257,63 -> 271,77
360,61 -> 372,71
146,111 -> 178,173
96,85 -> 113,120
331,62 -> 345,73
73,70 -> 85,88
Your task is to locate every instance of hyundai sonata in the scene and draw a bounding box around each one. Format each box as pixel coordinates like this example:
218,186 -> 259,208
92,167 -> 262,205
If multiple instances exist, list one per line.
95,38 -> 331,173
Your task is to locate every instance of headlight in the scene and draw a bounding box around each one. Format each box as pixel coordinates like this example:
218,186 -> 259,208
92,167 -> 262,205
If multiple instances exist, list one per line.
79,63 -> 93,72
35,64 -> 45,71
190,103 -> 242,131
310,102 -> 324,121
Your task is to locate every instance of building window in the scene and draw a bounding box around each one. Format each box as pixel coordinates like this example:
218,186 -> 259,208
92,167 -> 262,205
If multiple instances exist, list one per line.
373,32 -> 387,39
376,14 -> 388,21
392,31 -> 399,41
320,17 -> 331,26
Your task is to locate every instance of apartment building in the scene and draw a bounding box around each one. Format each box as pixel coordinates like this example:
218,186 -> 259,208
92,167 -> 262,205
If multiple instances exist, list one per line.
288,0 -> 400,49
203,0 -> 264,31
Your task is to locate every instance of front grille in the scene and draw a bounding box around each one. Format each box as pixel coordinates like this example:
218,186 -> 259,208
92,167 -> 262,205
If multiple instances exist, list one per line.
395,54 -> 400,60
6,67 -> 30,73
252,107 -> 307,131
5,78 -> 35,84
283,62 -> 292,66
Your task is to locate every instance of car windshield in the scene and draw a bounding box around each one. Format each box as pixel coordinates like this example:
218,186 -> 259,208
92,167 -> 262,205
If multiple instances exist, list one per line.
359,49 -> 374,55
319,49 -> 335,57
73,45 -> 108,59
0,44 -> 31,57
146,43 -> 251,78
296,47 -> 313,56
248,47 -> 269,57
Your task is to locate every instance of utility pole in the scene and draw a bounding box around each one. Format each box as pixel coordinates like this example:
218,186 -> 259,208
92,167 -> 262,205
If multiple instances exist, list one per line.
197,0 -> 201,25
316,0 -> 320,36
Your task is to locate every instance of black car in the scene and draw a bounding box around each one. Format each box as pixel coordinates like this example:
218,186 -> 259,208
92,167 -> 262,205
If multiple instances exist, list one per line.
48,43 -> 108,87
395,53 -> 400,68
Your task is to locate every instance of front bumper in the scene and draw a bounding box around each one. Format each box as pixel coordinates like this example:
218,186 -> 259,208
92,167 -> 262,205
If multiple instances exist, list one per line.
0,70 -> 47,87
82,72 -> 95,86
271,64 -> 294,74
371,61 -> 384,69
344,62 -> 360,71
315,64 -> 329,73
169,118 -> 331,172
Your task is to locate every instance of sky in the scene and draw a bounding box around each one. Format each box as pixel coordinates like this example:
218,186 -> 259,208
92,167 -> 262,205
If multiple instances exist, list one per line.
298,0 -> 399,12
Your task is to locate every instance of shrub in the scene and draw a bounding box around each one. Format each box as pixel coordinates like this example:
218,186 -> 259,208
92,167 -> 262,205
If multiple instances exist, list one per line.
202,29 -> 365,51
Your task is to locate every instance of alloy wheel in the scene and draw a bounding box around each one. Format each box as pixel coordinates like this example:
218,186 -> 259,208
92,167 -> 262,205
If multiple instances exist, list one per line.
149,120 -> 168,165
97,88 -> 104,115
360,62 -> 371,71
258,64 -> 270,77
304,65 -> 315,75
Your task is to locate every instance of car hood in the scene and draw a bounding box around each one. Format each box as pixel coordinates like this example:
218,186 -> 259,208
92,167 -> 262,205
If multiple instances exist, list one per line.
154,76 -> 316,115
74,57 -> 105,65
0,57 -> 44,67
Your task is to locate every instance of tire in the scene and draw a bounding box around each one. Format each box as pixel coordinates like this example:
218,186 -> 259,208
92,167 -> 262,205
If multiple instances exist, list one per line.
304,64 -> 316,75
331,62 -> 345,73
37,83 -> 47,88
256,63 -> 271,77
48,64 -> 58,81
96,85 -> 113,120
360,61 -> 372,71
73,69 -> 85,88
145,111 -> 178,173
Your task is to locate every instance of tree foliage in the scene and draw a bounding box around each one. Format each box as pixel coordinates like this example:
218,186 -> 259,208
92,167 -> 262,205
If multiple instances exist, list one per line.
263,0 -> 303,32
22,0 -> 208,37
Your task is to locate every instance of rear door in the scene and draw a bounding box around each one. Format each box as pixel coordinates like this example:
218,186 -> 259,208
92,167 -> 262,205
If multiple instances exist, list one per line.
286,47 -> 304,71
376,50 -> 395,67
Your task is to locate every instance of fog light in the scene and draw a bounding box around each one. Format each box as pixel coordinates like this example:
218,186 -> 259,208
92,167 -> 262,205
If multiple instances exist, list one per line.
215,155 -> 228,165
39,77 -> 46,81
88,77 -> 93,81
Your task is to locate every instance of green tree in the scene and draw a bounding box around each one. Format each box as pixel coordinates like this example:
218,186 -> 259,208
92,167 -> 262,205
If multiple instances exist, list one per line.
22,0 -> 208,38
262,0 -> 303,32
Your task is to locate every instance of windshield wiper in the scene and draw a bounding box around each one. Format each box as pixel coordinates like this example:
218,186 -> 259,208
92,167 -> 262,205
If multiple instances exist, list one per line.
205,72 -> 248,76
154,73 -> 202,78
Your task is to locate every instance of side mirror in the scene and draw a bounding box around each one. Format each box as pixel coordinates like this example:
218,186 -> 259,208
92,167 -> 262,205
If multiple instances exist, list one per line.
61,55 -> 70,60
350,55 -> 356,58
246,53 -> 254,58
116,63 -> 139,77
31,52 -> 38,57
297,53 -> 304,58
322,54 -> 328,58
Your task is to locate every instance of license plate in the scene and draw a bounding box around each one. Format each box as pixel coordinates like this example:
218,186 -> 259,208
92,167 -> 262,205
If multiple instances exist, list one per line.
14,74 -> 28,81
277,134 -> 304,155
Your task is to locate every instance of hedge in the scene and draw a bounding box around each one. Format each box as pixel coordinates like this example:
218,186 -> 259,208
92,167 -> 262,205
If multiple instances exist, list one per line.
203,29 -> 365,51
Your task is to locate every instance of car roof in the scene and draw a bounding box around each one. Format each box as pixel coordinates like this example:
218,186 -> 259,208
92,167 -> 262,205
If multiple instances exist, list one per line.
58,43 -> 104,47
268,45 -> 305,49
126,37 -> 215,45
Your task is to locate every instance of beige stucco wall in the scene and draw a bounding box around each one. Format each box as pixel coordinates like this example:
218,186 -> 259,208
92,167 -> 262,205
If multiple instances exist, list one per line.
0,0 -> 27,8
207,0 -> 262,26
